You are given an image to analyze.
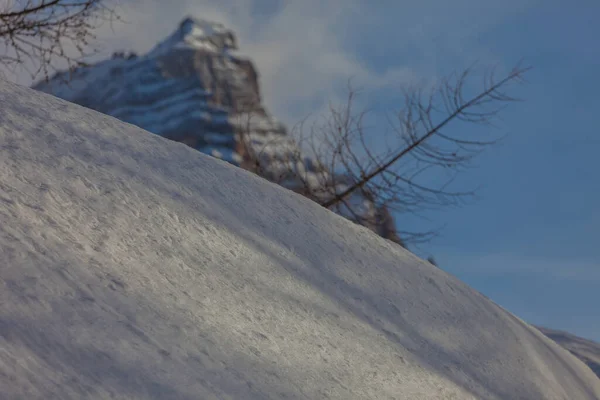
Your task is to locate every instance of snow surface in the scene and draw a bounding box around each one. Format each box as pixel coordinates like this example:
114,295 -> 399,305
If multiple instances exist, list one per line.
538,326 -> 600,379
1,79 -> 599,400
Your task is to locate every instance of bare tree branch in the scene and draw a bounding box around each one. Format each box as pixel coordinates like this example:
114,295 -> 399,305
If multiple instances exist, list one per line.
242,63 -> 529,246
0,0 -> 120,81
322,64 -> 529,208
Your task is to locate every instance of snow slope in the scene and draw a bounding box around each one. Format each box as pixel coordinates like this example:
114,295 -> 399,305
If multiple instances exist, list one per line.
0,80 -> 599,400
538,327 -> 600,379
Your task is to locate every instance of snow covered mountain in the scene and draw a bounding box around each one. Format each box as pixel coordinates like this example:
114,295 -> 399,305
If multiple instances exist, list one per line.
34,17 -> 280,165
538,326 -> 600,379
33,16 -> 402,245
2,79 -> 600,399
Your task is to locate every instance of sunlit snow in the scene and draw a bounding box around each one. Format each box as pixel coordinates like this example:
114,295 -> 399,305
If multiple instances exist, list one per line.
1,80 -> 599,399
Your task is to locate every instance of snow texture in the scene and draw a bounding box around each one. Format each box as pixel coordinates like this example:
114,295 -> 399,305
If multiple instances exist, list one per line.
538,326 -> 600,379
0,79 -> 599,399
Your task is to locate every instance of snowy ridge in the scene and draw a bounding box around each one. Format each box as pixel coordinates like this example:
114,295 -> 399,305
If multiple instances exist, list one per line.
148,17 -> 238,57
2,79 -> 600,399
538,326 -> 600,379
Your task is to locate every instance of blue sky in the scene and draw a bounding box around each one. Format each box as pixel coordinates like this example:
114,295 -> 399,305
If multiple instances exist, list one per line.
11,0 -> 599,341
418,2 -> 600,341
359,1 -> 600,341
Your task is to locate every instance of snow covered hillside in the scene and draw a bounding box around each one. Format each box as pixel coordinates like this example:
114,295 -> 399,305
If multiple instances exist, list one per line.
1,79 -> 599,400
538,327 -> 600,379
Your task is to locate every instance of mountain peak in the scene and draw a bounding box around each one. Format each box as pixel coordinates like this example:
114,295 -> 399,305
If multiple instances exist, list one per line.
149,16 -> 237,57
178,16 -> 229,41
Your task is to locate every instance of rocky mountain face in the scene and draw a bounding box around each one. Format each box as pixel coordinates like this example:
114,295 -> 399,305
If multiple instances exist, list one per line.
34,16 -> 402,246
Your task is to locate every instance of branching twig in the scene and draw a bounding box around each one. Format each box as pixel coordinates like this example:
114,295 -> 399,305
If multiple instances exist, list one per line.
240,63 -> 529,246
0,0 -> 120,81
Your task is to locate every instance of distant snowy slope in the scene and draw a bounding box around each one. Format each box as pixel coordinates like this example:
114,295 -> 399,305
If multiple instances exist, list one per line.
1,79 -> 599,400
538,327 -> 600,379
